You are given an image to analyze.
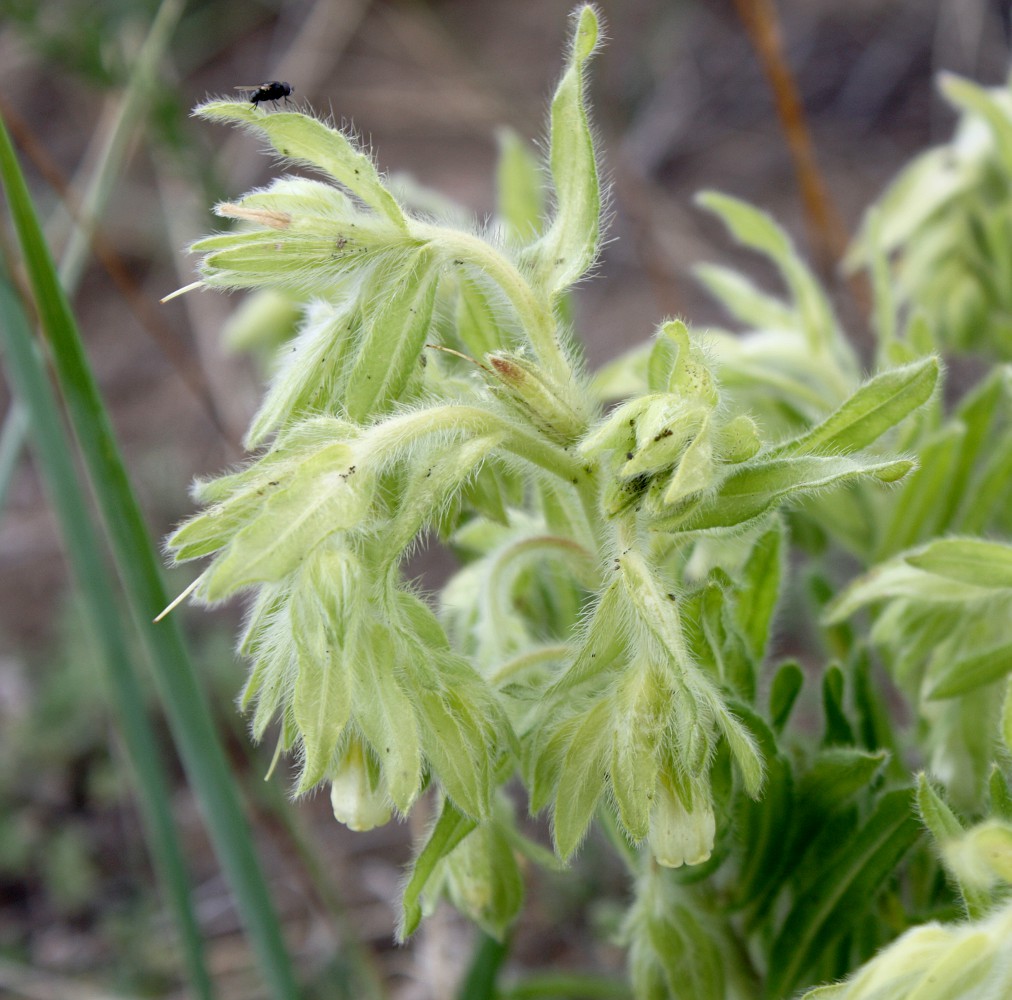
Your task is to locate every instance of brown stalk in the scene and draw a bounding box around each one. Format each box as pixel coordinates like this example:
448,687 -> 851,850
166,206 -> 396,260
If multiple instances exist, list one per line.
731,0 -> 849,278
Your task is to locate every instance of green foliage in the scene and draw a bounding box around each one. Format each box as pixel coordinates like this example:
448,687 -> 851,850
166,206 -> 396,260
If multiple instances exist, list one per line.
161,5 -> 1012,998
848,72 -> 1012,360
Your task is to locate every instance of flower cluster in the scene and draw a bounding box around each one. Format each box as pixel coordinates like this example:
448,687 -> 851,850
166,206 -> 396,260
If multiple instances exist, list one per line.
163,7 -> 1012,999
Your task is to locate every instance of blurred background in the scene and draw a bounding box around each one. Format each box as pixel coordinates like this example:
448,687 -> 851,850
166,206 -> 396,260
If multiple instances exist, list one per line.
0,0 -> 1009,997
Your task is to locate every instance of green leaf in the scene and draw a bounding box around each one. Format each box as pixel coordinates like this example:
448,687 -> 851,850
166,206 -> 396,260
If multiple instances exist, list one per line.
530,4 -> 600,298
542,579 -> 627,700
824,559 -> 993,626
926,641 -> 1012,700
445,819 -> 525,941
659,419 -> 714,505
766,788 -> 921,998
989,765 -> 1012,821
822,665 -> 855,746
245,300 -> 360,448
715,707 -> 765,797
939,73 -> 1012,176
644,901 -> 727,1000
195,101 -> 408,231
553,698 -> 612,859
960,425 -> 1012,534
794,748 -> 888,846
769,661 -> 804,733
611,671 -> 663,840
693,262 -> 795,331
395,588 -> 452,653
496,127 -> 544,243
399,797 -> 476,940
291,571 -> 353,790
202,442 -> 368,598
853,653 -> 902,771
342,249 -> 440,420
940,366 -> 1012,530
878,423 -> 965,555
456,275 -> 506,358
0,275 -> 215,1000
409,655 -> 500,821
915,772 -> 965,842
695,191 -> 842,357
730,709 -> 795,910
906,538 -> 1012,590
916,774 -> 992,919
351,626 -> 422,813
527,711 -> 577,816
774,358 -> 939,458
385,435 -> 501,561
735,524 -> 784,662
652,455 -> 914,534
646,319 -> 689,393
193,227 -> 402,294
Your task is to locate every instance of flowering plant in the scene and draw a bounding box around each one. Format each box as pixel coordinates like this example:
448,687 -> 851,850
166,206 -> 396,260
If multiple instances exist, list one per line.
168,7 -> 1012,997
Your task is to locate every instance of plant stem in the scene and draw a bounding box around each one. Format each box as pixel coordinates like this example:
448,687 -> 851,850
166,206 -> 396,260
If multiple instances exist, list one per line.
499,972 -> 631,999
457,932 -> 510,1000
416,223 -> 572,385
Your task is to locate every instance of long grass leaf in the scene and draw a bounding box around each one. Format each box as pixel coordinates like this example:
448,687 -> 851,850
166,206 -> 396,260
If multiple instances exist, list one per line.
0,277 -> 213,999
0,117 -> 300,999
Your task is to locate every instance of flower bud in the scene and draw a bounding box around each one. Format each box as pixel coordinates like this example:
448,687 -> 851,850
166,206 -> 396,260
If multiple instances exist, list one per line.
649,773 -> 715,868
485,351 -> 589,444
330,737 -> 392,832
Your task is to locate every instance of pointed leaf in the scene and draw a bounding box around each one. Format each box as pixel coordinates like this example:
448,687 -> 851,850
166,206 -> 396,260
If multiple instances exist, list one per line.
195,101 -> 407,230
202,442 -> 368,599
653,455 -> 914,534
694,262 -> 795,331
939,73 -> 1012,176
767,788 -> 922,998
496,128 -> 544,243
409,655 -> 500,820
735,524 -> 784,662
696,191 -> 840,354
775,358 -> 939,458
822,665 -> 855,746
342,249 -> 439,420
926,641 -> 1012,700
291,567 -> 354,790
611,671 -> 664,840
906,538 -> 1012,590
351,627 -> 422,812
769,660 -> 803,733
553,698 -> 612,859
398,798 -> 476,940
531,4 -> 600,297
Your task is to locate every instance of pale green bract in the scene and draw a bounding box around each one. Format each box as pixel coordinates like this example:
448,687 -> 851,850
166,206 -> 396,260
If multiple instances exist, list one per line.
165,6 -> 1012,999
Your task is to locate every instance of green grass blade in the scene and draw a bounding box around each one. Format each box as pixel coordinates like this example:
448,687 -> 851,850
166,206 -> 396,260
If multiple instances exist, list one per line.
0,277 -> 214,999
0,117 -> 300,999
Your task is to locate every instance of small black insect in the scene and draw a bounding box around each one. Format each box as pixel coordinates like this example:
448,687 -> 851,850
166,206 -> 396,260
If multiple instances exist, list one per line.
235,81 -> 294,108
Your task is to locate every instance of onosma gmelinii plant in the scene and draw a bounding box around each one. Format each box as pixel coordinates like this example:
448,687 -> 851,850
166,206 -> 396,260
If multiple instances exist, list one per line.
168,7 -> 1012,998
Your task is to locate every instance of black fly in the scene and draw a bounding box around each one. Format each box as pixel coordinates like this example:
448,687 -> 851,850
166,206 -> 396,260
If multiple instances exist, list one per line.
235,81 -> 294,108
